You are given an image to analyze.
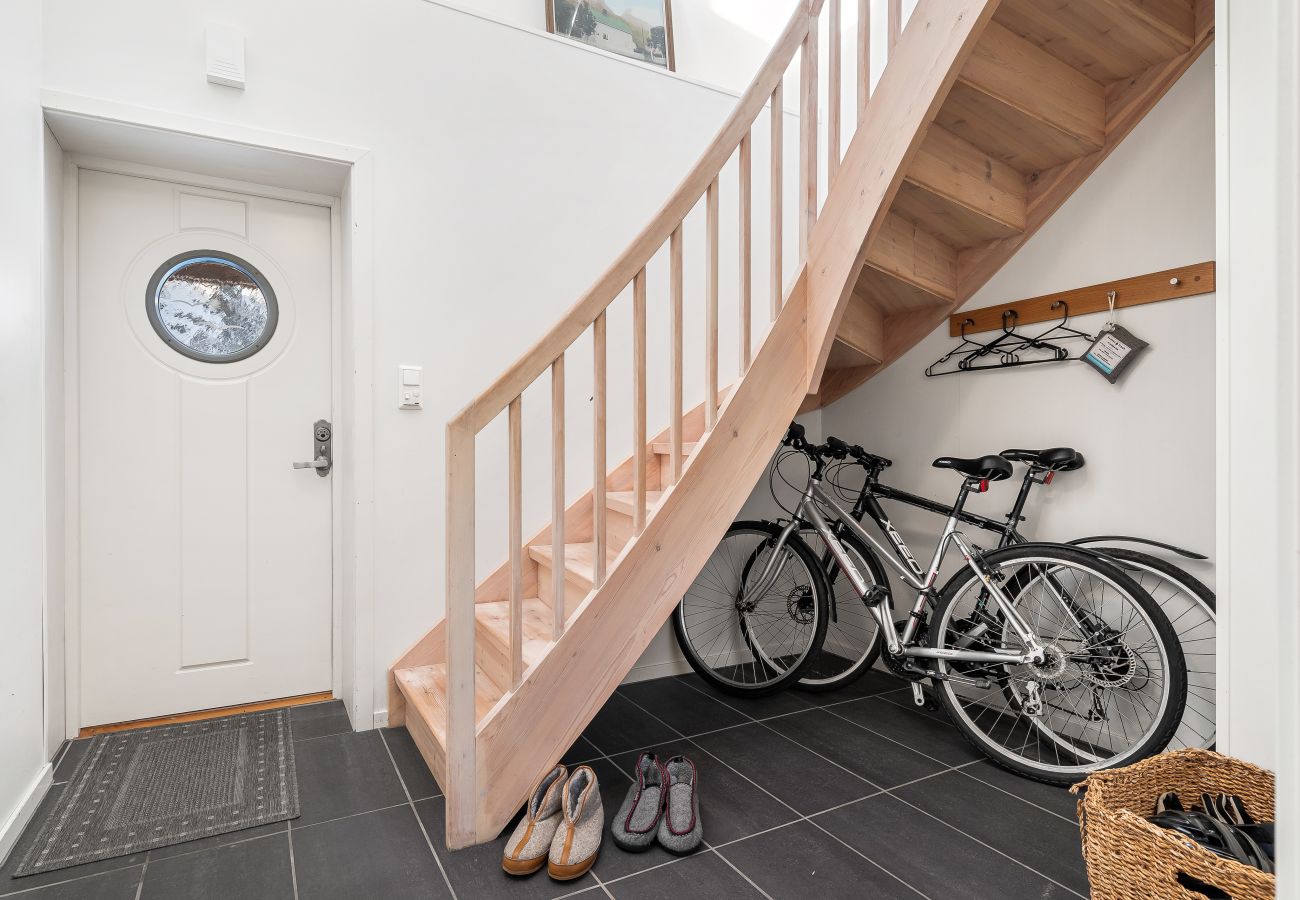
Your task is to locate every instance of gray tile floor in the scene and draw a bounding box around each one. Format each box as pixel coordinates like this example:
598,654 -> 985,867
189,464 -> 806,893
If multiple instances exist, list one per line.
0,673 -> 1090,899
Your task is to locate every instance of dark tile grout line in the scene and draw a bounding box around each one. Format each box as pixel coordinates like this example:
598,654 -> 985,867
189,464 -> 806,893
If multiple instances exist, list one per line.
17,683 -> 1081,900
377,728 -> 459,900
675,675 -> 1081,827
952,766 -> 1078,825
0,863 -> 146,899
847,687 -> 1085,826
610,690 -> 929,899
743,702 -> 1088,899
621,684 -> 1089,900
880,790 -> 1089,900
589,868 -> 616,898
707,841 -> 776,900
596,675 -> 898,753
286,817 -> 300,900
672,674 -> 963,775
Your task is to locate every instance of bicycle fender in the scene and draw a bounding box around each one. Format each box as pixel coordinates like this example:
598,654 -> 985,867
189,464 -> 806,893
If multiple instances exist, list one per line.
1066,535 -> 1208,561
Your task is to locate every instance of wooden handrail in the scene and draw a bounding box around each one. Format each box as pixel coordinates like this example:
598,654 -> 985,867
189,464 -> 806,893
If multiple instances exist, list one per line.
444,0 -> 871,849
448,2 -> 816,436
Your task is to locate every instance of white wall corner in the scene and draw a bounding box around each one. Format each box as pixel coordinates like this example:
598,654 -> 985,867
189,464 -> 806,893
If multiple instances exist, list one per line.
0,765 -> 52,869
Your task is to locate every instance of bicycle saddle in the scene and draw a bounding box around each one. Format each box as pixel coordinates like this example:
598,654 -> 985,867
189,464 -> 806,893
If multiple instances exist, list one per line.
1001,447 -> 1085,471
931,455 -> 1013,481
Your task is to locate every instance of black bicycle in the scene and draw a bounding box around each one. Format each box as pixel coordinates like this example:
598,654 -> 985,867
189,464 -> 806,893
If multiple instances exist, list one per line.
675,426 -> 1188,784
792,439 -> 1215,750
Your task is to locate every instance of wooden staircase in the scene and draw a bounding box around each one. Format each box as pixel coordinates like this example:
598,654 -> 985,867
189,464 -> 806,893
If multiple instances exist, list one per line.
389,0 -> 1213,848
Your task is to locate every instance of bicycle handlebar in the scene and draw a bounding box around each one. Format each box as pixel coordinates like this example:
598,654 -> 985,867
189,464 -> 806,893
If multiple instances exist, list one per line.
781,423 -> 892,470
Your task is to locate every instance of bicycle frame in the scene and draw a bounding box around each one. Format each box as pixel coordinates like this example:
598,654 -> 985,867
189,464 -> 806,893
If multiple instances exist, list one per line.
868,465 -> 1205,559
744,467 -> 1046,668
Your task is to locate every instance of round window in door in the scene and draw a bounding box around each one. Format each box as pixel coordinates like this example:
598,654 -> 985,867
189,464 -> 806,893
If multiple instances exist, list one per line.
146,251 -> 279,363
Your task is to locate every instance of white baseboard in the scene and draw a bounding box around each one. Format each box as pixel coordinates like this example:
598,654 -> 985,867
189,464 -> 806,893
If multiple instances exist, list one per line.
0,764 -> 53,867
620,656 -> 692,684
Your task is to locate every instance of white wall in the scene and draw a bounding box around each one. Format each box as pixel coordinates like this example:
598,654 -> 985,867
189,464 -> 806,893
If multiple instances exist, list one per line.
40,0 -> 808,719
442,0 -> 798,95
0,0 -> 56,862
817,52 -> 1216,598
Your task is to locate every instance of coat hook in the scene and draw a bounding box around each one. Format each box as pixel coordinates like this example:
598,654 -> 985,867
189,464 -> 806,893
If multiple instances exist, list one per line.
1170,276 -> 1181,286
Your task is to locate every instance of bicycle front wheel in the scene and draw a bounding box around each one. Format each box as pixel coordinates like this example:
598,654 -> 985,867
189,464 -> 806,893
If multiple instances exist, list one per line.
674,520 -> 829,696
795,527 -> 887,692
930,544 -> 1187,785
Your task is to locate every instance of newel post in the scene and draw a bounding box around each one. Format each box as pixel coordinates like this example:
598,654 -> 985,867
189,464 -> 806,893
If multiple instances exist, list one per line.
445,419 -> 477,848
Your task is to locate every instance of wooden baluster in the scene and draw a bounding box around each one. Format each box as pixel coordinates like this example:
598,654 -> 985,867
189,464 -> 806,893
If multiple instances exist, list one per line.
888,0 -> 901,55
444,422 -> 476,846
632,269 -> 648,534
771,81 -> 784,320
739,131 -> 752,374
858,0 -> 871,124
706,178 -> 720,429
800,17 -> 819,260
670,226 -> 684,484
508,397 -> 523,687
828,0 -> 841,183
551,355 -> 565,637
592,312 -> 607,588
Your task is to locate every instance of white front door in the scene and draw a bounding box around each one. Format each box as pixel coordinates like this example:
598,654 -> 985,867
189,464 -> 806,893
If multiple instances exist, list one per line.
76,168 -> 334,727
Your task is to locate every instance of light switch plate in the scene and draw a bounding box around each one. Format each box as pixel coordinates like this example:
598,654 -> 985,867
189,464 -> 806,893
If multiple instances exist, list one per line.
399,365 -> 423,410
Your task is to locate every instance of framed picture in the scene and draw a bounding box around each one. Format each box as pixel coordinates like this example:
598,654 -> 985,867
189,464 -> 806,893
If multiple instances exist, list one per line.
546,0 -> 676,71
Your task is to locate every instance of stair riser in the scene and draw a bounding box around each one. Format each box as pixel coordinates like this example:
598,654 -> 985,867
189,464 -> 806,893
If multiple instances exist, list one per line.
475,620 -> 513,694
605,507 -> 636,547
535,559 -> 592,620
394,679 -> 447,787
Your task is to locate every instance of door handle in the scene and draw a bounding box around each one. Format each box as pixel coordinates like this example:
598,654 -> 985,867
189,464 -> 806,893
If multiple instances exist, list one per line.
293,419 -> 332,476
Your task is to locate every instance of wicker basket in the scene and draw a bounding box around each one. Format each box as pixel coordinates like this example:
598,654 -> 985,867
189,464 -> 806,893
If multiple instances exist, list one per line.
1072,749 -> 1276,899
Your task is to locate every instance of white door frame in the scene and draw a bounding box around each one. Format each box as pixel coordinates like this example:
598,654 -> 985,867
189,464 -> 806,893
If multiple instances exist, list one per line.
44,92 -> 377,738
1215,2 -> 1299,891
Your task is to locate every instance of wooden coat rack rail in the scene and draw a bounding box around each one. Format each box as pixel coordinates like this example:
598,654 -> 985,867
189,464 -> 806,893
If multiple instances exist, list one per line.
949,262 -> 1216,336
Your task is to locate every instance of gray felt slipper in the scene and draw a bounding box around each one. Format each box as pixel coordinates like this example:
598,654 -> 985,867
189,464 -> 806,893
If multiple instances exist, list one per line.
657,756 -> 702,854
610,752 -> 664,852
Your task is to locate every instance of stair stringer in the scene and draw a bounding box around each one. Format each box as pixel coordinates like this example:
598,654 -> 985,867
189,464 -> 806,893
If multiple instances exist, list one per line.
804,1 -> 1215,411
469,275 -> 811,840
805,0 -> 1001,393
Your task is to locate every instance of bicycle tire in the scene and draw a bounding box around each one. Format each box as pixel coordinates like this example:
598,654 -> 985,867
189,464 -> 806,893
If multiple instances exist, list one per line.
795,527 -> 889,692
929,543 -> 1188,785
674,520 -> 830,697
1087,546 -> 1216,750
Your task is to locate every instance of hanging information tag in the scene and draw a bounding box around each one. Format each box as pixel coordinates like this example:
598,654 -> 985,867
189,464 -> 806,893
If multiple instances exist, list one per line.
1084,324 -> 1149,384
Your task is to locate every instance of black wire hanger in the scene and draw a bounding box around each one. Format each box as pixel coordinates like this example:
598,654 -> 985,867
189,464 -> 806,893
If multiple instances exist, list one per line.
924,302 -> 1095,377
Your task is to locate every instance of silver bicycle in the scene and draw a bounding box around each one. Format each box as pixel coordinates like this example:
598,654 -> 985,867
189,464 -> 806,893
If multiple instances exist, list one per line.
675,424 -> 1188,784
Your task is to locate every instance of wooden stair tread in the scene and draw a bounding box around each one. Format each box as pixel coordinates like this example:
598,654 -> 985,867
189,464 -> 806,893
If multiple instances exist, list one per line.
605,490 -> 665,516
394,662 -> 500,743
651,441 -> 698,456
527,542 -> 620,587
474,598 -> 552,666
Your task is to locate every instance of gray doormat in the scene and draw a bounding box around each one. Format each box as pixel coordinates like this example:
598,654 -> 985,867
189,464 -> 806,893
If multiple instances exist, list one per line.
14,709 -> 299,876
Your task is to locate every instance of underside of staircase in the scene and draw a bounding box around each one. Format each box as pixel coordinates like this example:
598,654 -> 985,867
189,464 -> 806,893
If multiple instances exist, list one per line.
390,0 -> 1213,849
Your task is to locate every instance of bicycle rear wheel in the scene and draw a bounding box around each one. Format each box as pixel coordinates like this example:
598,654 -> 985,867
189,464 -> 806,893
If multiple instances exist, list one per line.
930,543 -> 1187,785
1089,547 -> 1216,750
674,521 -> 829,696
